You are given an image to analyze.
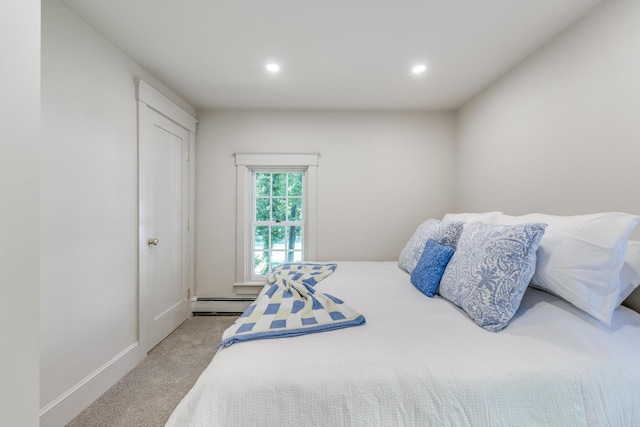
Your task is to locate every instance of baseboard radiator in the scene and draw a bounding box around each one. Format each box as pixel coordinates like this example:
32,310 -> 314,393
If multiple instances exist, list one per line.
191,297 -> 254,315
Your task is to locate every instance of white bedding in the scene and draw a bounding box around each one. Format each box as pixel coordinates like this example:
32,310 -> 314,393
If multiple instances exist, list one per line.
166,262 -> 640,427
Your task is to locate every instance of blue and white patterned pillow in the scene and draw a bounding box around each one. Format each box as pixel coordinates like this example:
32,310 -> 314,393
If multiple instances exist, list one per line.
439,221 -> 547,332
398,219 -> 464,274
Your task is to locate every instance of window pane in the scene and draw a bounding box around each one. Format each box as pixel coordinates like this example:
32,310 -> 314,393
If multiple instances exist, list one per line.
270,259 -> 284,272
272,173 -> 286,196
288,173 -> 302,196
271,226 -> 285,248
287,198 -> 302,221
256,198 -> 270,221
254,226 -> 269,250
256,173 -> 271,196
254,251 -> 269,275
271,251 -> 285,265
285,226 -> 302,251
272,198 -> 286,222
285,250 -> 303,263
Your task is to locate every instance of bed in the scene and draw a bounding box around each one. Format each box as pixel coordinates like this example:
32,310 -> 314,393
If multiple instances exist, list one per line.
166,213 -> 640,427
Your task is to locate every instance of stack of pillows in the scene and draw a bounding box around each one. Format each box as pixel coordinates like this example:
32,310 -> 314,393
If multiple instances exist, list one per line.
398,211 -> 640,331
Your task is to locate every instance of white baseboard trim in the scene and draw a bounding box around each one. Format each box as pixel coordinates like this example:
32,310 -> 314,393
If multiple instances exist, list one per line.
39,342 -> 142,427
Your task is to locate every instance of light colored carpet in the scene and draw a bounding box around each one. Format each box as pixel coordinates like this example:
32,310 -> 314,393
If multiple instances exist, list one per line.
67,315 -> 237,427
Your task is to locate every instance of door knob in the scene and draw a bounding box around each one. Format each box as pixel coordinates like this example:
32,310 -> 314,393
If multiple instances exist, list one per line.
147,237 -> 159,246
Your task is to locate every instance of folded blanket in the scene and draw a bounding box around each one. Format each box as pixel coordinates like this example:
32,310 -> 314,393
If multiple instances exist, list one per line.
218,263 -> 365,348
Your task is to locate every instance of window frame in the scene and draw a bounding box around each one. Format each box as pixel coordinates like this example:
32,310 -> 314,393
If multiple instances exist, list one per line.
234,153 -> 319,291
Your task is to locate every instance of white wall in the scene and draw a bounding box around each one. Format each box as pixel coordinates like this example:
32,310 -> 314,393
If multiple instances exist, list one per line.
455,0 -> 640,310
0,1 -> 40,426
195,110 -> 455,296
40,1 -> 194,424
456,0 -> 640,222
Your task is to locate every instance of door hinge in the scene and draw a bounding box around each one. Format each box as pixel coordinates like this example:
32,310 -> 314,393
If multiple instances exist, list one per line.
187,220 -> 191,230
187,288 -> 191,299
187,151 -> 191,161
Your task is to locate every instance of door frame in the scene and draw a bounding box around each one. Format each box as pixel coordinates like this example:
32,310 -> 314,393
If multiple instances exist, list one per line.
136,80 -> 197,354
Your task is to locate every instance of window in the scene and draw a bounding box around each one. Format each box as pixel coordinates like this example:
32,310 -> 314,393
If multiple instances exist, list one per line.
235,153 -> 319,290
252,171 -> 304,277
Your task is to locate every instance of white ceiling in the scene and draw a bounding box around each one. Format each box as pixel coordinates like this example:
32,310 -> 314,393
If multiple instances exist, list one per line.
59,0 -> 602,111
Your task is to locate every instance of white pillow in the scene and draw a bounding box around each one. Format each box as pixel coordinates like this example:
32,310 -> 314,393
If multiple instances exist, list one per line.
617,241 -> 640,306
496,212 -> 640,325
442,211 -> 502,224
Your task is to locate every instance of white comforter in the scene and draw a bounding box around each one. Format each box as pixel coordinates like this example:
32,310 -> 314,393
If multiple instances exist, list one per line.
166,262 -> 640,427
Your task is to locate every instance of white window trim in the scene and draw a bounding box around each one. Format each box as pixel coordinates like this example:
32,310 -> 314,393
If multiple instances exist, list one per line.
234,153 -> 319,290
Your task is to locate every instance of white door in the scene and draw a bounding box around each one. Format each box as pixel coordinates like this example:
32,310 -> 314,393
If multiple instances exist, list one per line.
139,104 -> 190,353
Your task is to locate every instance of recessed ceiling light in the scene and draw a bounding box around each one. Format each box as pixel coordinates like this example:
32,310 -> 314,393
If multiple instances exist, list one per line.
266,63 -> 281,73
412,64 -> 427,74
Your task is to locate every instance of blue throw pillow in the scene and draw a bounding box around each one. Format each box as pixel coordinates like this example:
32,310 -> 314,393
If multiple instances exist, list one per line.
411,239 -> 455,297
439,221 -> 547,332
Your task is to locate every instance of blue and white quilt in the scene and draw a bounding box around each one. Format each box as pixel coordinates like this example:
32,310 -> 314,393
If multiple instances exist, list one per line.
218,263 -> 365,348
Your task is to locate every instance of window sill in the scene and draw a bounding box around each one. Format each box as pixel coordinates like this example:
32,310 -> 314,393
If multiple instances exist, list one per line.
234,282 -> 266,296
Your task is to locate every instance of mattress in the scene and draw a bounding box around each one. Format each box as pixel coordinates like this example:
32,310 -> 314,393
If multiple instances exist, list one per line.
166,262 -> 640,426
